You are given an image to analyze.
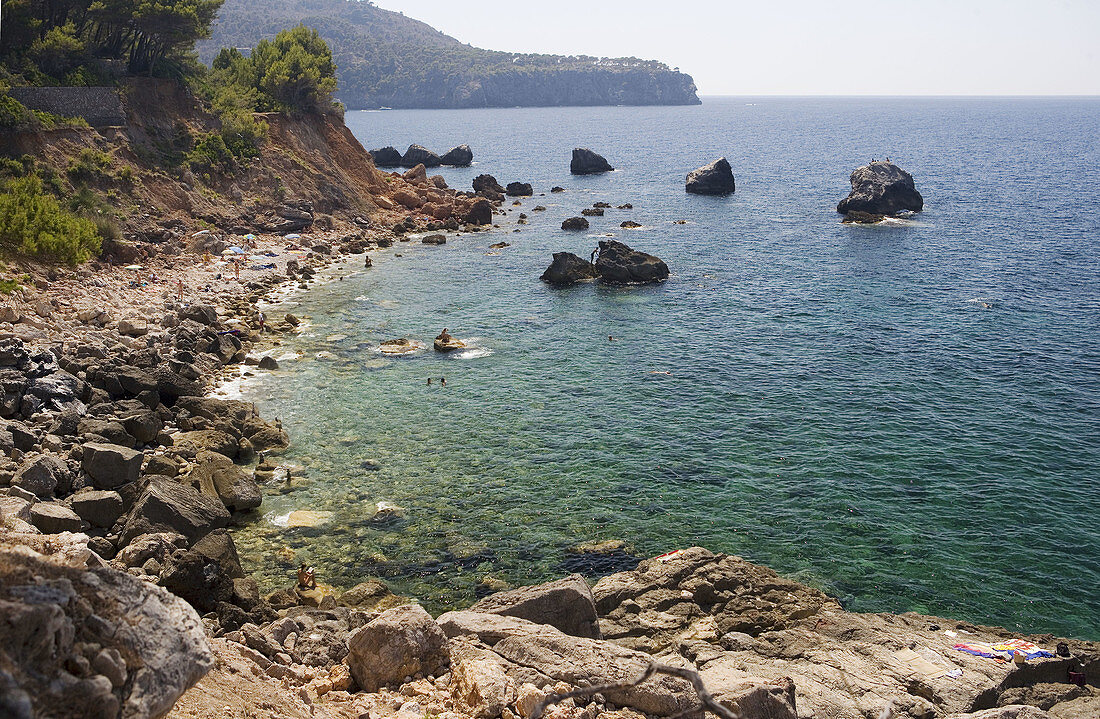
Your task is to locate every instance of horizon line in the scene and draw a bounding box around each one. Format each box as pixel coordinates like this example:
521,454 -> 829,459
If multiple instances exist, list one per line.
698,93 -> 1100,99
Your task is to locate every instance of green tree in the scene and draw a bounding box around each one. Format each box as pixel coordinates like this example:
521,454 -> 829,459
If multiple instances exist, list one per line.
250,25 -> 337,113
0,175 -> 102,265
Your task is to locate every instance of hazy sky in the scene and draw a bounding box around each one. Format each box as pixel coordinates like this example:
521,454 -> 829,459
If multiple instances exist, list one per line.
376,0 -> 1100,95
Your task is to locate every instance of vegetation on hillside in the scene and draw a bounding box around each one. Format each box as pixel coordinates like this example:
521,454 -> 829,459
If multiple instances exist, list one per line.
0,173 -> 102,265
199,0 -> 700,109
0,0 -> 225,83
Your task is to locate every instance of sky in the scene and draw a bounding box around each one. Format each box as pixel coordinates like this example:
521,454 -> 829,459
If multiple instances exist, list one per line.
375,0 -> 1100,95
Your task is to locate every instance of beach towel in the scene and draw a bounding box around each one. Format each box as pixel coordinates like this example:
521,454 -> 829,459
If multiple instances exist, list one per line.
954,639 -> 1054,660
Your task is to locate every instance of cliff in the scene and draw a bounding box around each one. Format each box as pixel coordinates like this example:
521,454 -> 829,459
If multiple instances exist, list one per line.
198,0 -> 701,109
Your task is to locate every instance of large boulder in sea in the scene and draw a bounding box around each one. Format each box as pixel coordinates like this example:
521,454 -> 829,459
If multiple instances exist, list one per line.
594,240 -> 669,284
401,144 -> 442,168
540,252 -> 598,286
685,157 -> 736,195
369,146 -> 403,167
571,148 -> 614,175
0,539 -> 212,719
466,199 -> 494,225
440,144 -> 473,166
505,181 -> 533,196
473,174 -> 505,194
561,216 -> 590,231
836,160 -> 924,216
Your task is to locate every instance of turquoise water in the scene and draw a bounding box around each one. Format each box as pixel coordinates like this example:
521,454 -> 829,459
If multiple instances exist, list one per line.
232,98 -> 1100,639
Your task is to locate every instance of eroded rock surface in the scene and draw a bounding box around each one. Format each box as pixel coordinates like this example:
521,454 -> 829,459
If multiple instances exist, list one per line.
837,160 -> 924,216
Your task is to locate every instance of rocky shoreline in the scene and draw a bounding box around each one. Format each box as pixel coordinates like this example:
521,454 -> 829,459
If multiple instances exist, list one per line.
1,225 -> 1097,718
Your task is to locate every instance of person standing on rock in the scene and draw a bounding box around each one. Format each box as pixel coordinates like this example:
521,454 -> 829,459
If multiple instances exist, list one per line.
176,279 -> 183,303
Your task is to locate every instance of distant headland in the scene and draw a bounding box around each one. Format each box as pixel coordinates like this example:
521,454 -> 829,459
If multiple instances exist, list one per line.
197,0 -> 701,110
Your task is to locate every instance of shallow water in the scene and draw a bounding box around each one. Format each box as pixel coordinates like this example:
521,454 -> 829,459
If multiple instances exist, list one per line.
231,97 -> 1100,638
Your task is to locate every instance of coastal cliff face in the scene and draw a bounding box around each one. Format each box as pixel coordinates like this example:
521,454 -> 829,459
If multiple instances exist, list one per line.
355,66 -> 701,110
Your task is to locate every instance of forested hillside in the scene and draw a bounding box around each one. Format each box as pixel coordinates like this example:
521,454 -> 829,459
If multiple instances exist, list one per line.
199,0 -> 700,109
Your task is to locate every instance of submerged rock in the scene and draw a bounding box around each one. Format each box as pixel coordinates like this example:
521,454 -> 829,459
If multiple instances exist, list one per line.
571,148 -> 614,175
836,160 -> 924,215
685,157 -> 736,195
594,240 -> 669,284
540,252 -> 598,286
440,144 -> 473,166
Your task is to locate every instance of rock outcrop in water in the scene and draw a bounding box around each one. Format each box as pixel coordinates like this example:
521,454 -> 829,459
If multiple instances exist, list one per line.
400,144 -> 442,168
595,240 -> 669,284
369,146 -> 402,167
540,252 -> 599,285
685,157 -> 736,195
440,144 -> 473,166
837,160 -> 924,216
561,216 -> 590,231
571,148 -> 615,175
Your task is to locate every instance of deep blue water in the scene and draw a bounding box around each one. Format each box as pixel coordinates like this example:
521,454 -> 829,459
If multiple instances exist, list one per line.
231,97 -> 1100,639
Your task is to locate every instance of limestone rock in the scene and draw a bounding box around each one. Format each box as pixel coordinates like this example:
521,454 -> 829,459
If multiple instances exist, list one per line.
836,160 -> 924,215
540,252 -> 598,286
594,240 -> 669,284
346,604 -> 450,692
441,144 -> 474,166
471,574 -> 600,639
29,502 -> 83,533
0,541 -> 212,719
685,157 -> 736,195
450,636 -> 518,719
70,489 -> 124,528
571,148 -> 614,175
82,442 -> 143,489
120,476 -> 230,545
12,453 -> 69,499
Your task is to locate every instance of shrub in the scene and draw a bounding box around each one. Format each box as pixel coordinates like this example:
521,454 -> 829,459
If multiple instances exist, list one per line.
0,175 -> 101,264
67,148 -> 112,181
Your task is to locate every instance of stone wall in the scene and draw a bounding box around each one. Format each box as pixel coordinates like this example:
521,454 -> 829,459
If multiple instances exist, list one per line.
8,86 -> 125,127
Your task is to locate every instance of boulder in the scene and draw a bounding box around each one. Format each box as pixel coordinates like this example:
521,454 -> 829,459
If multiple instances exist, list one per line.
123,410 -> 163,445
466,199 -> 494,226
836,160 -> 924,215
594,240 -> 669,284
449,637 -> 517,719
440,144 -> 474,166
571,148 -> 614,175
158,546 -> 235,613
581,207 -> 604,216
505,182 -> 533,197
338,579 -> 403,611
540,252 -> 598,286
561,217 -> 589,231
436,611 -> 556,646
685,157 -> 736,195
82,442 -> 143,489
188,453 -> 261,512
258,355 -> 279,370
369,146 -> 403,167
434,329 -> 466,353
29,502 -> 83,533
473,174 -> 505,194
0,541 -> 212,719
120,476 -> 230,545
70,489 -> 124,528
401,144 -> 442,168
178,304 -> 218,326
118,317 -> 149,336
401,164 -> 428,183
422,234 -> 447,245
470,574 -> 600,638
346,604 -> 450,691
12,453 -> 69,499
173,429 -> 238,460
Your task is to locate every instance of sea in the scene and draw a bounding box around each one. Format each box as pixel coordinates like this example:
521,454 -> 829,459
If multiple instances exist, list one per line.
227,97 -> 1100,640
